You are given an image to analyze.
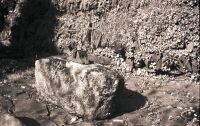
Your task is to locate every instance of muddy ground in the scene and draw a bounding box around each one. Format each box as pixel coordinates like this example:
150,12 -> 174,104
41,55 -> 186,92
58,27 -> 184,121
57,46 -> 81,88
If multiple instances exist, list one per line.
0,59 -> 199,126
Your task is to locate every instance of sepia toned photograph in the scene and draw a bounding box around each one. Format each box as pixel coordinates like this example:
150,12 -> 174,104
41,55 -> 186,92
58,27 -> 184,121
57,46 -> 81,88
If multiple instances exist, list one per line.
0,0 -> 199,126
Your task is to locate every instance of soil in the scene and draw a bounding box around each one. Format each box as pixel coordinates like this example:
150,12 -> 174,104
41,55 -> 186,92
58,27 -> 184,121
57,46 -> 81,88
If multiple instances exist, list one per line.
0,66 -> 199,126
0,0 -> 199,125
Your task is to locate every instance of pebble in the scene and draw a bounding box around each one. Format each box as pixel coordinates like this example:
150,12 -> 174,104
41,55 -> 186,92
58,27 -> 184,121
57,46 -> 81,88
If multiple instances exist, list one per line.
113,119 -> 124,123
69,117 -> 78,124
4,95 -> 11,98
168,115 -> 173,120
186,93 -> 190,97
116,54 -> 120,58
194,114 -> 198,117
21,86 -> 26,89
192,118 -> 198,123
136,69 -> 142,75
3,80 -> 7,83
167,105 -> 173,109
113,119 -> 127,126
188,111 -> 192,116
177,107 -> 183,110
176,116 -> 182,120
120,58 -> 125,62
170,93 -> 175,96
116,60 -> 121,66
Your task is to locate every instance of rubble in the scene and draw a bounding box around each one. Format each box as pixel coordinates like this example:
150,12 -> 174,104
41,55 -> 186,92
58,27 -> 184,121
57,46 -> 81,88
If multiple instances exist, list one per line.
51,0 -> 199,80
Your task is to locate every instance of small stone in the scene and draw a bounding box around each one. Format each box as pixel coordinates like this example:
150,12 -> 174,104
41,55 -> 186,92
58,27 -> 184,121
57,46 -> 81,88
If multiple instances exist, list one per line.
120,58 -> 125,62
170,93 -> 175,96
194,114 -> 198,117
69,117 -> 78,124
186,92 -> 190,97
3,80 -> 7,83
168,115 -> 173,120
113,119 -> 126,126
177,107 -> 183,110
136,69 -> 142,75
189,107 -> 194,110
176,116 -> 182,120
116,54 -> 120,58
167,106 -> 173,109
192,118 -> 198,123
188,111 -> 192,116
113,119 -> 124,123
20,86 -> 26,89
116,60 -> 121,66
186,42 -> 194,52
191,109 -> 195,113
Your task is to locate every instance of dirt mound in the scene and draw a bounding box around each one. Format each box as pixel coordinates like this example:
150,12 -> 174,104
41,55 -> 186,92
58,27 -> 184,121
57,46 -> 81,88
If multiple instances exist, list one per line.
0,0 -> 199,76
53,0 -> 199,78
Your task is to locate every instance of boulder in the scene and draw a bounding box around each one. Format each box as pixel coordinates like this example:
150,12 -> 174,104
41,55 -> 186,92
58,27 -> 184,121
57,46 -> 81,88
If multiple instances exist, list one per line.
35,56 -> 124,120
0,113 -> 23,126
0,96 -> 22,126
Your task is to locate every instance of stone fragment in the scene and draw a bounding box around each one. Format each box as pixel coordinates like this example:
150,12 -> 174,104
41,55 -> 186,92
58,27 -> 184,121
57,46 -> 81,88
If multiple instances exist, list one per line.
91,30 -> 102,49
187,42 -> 194,52
14,99 -> 47,118
0,96 -> 15,114
88,54 -> 111,65
178,55 -> 192,73
191,58 -> 198,73
74,50 -> 89,64
115,45 -> 126,59
35,56 -> 124,120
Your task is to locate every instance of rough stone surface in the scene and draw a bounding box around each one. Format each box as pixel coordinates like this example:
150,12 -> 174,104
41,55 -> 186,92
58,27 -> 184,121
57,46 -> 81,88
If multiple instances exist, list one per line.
35,56 -> 123,120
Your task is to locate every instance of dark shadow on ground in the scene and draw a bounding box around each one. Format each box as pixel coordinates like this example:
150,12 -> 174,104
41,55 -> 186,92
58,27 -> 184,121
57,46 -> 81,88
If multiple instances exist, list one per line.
108,77 -> 147,119
0,0 -> 59,79
1,0 -> 58,58
9,0 -> 58,58
117,89 -> 147,114
0,0 -> 16,32
111,89 -> 147,118
0,58 -> 34,79
17,117 -> 41,126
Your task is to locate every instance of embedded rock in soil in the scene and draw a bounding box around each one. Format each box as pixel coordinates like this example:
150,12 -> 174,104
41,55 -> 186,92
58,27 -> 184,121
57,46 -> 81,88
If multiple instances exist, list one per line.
0,113 -> 23,126
35,56 -> 124,120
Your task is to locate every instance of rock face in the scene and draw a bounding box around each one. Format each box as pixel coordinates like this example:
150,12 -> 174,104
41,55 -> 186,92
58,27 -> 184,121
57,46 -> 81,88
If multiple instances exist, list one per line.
35,56 -> 123,120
